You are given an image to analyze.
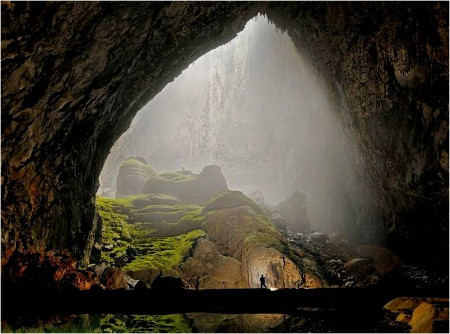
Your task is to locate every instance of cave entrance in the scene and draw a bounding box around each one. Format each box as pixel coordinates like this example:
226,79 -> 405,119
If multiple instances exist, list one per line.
98,15 -> 360,237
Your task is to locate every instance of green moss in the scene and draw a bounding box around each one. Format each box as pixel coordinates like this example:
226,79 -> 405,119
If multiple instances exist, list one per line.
122,158 -> 156,178
96,194 -> 208,266
158,171 -> 197,182
96,196 -> 149,264
124,229 -> 205,272
202,190 -> 260,214
176,207 -> 205,226
99,314 -> 191,333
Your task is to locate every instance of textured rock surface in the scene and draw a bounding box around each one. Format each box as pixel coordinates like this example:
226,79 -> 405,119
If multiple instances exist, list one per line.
266,2 -> 449,268
102,267 -> 128,290
276,191 -> 311,233
143,165 -> 228,204
384,297 -> 449,333
115,157 -> 156,197
186,313 -> 285,333
343,258 -> 375,276
354,244 -> 403,275
1,2 -> 448,272
181,238 -> 246,289
199,191 -> 328,288
1,2 -> 258,267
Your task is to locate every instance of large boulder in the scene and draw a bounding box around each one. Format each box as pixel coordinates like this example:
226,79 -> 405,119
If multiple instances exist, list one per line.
116,157 -> 157,197
102,267 -> 129,289
181,238 -> 246,288
201,191 -> 328,288
384,297 -> 449,333
343,258 -> 375,276
151,275 -> 186,290
201,190 -> 260,214
276,191 -> 310,233
143,165 -> 228,204
354,244 -> 403,275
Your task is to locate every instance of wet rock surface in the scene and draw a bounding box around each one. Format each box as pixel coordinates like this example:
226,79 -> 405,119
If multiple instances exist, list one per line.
384,297 -> 449,333
286,231 -> 406,288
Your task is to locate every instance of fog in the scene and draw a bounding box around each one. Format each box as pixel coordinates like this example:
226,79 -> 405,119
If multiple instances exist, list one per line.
99,15 -> 358,233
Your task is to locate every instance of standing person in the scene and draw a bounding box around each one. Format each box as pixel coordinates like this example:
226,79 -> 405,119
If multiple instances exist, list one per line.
260,274 -> 268,289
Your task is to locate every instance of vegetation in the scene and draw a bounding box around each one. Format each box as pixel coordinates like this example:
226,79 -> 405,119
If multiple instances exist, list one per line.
158,170 -> 196,182
96,196 -> 147,263
124,229 -> 205,272
96,189 -> 292,279
98,314 -> 191,333
96,196 -> 205,271
202,190 -> 260,214
121,157 -> 156,179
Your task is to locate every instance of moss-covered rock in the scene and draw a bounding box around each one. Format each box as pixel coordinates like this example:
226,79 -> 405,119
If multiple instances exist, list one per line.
124,229 -> 205,273
116,157 -> 157,197
202,190 -> 260,214
96,190 -> 328,289
199,191 -> 328,288
96,196 -> 206,275
100,314 -> 192,333
143,165 -> 228,204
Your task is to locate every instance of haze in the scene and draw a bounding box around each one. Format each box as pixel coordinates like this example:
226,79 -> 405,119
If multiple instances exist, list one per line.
99,15 -> 364,234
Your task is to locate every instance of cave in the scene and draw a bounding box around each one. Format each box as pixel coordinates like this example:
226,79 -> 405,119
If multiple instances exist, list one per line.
1,2 -> 449,333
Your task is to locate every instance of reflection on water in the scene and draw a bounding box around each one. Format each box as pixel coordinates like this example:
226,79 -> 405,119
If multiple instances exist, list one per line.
2,313 -> 286,333
1,310 -> 405,333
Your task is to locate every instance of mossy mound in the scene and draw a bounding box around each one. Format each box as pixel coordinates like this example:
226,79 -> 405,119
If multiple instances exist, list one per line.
202,190 -> 260,214
124,229 -> 205,272
96,196 -> 205,270
116,157 -> 157,197
159,169 -> 196,182
131,194 -> 181,208
130,205 -> 200,224
143,165 -> 228,204
96,196 -> 146,263
96,189 -> 328,289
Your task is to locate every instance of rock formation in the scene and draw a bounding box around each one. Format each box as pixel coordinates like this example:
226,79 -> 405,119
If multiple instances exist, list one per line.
276,191 -> 311,233
115,157 -> 156,197
143,165 -> 228,204
1,2 -> 448,277
96,187 -> 329,289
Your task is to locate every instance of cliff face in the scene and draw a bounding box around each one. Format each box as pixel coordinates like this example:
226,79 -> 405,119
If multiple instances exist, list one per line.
266,2 -> 449,266
2,2 -> 448,270
99,15 -> 356,236
1,2 -> 259,265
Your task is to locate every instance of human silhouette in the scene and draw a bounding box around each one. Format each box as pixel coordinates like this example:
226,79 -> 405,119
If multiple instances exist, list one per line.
260,274 -> 268,289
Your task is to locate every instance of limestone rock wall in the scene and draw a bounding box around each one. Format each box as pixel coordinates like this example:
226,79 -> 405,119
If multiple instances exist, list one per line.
1,2 -> 259,265
2,2 -> 448,270
266,2 -> 449,267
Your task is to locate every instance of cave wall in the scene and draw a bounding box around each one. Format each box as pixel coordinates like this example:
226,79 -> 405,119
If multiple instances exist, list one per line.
266,1 -> 449,267
2,2 -> 448,268
1,1 -> 260,265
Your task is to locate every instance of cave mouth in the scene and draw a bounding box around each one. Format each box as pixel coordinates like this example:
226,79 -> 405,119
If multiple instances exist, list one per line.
99,14 -> 367,241
1,3 -> 448,329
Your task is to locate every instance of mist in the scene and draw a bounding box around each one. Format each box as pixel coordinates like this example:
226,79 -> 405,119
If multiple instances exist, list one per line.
99,15 -> 358,233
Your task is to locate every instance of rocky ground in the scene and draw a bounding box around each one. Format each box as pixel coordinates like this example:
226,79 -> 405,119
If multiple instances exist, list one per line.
3,161 -> 448,332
